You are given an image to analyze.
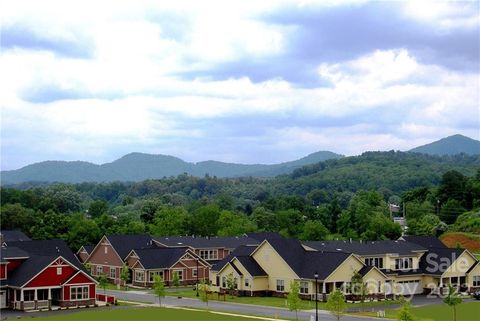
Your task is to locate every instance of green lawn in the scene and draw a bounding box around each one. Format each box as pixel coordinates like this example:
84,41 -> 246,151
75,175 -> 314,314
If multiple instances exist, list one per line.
24,307 -> 272,321
167,290 -> 398,310
357,301 -> 480,321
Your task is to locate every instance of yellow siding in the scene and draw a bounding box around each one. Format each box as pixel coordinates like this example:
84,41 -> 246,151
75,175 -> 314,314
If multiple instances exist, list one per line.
251,277 -> 269,291
442,251 -> 476,278
467,263 -> 480,288
252,241 -> 298,292
362,269 -> 387,294
324,255 -> 364,283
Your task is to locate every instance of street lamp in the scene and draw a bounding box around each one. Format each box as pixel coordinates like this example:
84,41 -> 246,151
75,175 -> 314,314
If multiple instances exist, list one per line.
196,258 -> 199,297
314,272 -> 318,321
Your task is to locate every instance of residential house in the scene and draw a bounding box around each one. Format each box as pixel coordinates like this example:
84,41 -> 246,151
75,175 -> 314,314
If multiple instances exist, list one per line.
86,234 -> 154,285
76,245 -> 94,263
125,247 -> 210,287
153,235 -> 259,265
1,240 -> 96,310
210,238 -> 387,300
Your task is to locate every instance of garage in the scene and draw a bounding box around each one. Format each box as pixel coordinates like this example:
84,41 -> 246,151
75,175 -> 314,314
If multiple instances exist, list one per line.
395,280 -> 422,295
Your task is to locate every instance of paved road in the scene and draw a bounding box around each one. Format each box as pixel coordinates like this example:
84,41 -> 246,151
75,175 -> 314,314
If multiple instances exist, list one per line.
103,289 -> 384,321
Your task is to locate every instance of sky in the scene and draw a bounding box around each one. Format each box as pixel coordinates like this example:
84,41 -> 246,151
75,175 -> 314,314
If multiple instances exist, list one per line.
1,0 -> 479,170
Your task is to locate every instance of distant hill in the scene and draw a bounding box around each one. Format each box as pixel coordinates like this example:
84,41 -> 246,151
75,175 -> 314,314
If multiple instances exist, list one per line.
409,134 -> 480,156
0,151 -> 343,184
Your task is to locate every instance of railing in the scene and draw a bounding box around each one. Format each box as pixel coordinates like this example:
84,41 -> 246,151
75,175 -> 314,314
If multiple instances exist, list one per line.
96,294 -> 116,304
23,301 -> 35,310
14,301 -> 22,310
37,300 -> 49,309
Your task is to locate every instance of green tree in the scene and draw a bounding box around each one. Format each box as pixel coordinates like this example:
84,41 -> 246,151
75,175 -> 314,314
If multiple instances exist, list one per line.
397,296 -> 416,321
66,213 -> 101,251
443,285 -> 462,321
440,199 -> 466,225
226,273 -> 236,298
189,204 -> 221,236
97,273 -> 108,302
326,289 -> 347,321
300,220 -> 329,240
172,271 -> 181,288
251,207 -> 277,231
88,200 -> 109,218
407,214 -> 441,236
149,206 -> 188,236
350,271 -> 367,311
216,210 -> 257,236
198,279 -> 211,307
153,275 -> 165,306
287,280 -> 301,321
120,264 -> 129,290
0,203 -> 35,232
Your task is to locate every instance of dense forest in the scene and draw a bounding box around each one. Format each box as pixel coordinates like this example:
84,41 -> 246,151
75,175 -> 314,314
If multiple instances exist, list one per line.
1,151 -> 479,250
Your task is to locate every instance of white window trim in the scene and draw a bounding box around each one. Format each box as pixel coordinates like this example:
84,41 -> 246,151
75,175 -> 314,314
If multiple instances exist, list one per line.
70,286 -> 90,301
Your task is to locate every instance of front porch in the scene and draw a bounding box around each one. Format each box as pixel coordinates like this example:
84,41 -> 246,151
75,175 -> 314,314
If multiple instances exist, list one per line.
9,288 -> 95,311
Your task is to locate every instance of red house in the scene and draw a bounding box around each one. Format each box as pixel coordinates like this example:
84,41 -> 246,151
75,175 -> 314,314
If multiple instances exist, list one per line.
1,239 -> 97,310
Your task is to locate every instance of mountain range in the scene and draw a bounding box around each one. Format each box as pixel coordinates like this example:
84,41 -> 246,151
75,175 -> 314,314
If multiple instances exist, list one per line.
1,134 -> 479,184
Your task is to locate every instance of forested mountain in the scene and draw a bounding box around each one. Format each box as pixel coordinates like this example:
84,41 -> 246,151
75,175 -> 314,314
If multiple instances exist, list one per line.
2,151 -> 479,250
409,134 -> 480,156
0,151 -> 343,184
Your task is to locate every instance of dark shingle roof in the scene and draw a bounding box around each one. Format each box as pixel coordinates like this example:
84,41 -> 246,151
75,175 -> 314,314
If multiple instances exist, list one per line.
358,265 -> 375,277
132,247 -> 190,269
7,255 -> 59,287
235,256 -> 267,277
81,245 -> 95,254
153,235 -> 259,249
1,230 -> 31,243
106,234 -> 154,259
419,248 -> 465,275
304,240 -> 427,256
7,239 -> 82,270
400,236 -> 447,249
0,246 -> 29,262
211,245 -> 257,271
229,261 -> 243,276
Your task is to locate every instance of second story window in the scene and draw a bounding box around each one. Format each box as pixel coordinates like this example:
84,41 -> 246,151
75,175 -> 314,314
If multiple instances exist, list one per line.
57,267 -> 62,275
395,257 -> 413,270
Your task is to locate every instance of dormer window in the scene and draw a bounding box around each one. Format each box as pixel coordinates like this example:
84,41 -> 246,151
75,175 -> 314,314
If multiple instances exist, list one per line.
395,258 -> 413,270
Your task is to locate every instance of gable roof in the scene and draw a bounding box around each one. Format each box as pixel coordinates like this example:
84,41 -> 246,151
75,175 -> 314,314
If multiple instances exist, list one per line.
211,245 -> 258,272
0,230 -> 31,243
419,247 -> 466,275
153,235 -> 259,249
245,232 -> 283,242
129,247 -> 203,269
78,245 -> 95,255
235,256 -> 267,277
7,255 -> 59,287
304,240 -> 427,256
106,234 -> 154,260
400,236 -> 447,249
7,239 -> 83,270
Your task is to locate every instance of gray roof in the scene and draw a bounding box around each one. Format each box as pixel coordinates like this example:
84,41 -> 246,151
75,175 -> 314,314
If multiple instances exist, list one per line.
7,255 -> 58,287
0,246 -> 29,262
81,245 -> 95,254
419,248 -> 466,275
106,234 -> 154,259
211,245 -> 257,271
131,247 -> 192,269
304,240 -> 427,256
400,236 -> 447,249
235,256 -> 267,277
245,232 -> 283,242
153,235 -> 259,249
1,230 -> 31,243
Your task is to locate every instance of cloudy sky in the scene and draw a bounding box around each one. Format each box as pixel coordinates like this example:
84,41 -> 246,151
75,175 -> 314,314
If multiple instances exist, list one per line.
1,0 -> 479,170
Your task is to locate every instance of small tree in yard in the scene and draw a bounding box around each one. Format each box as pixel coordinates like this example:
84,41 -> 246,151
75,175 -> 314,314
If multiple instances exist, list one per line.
172,271 -> 181,288
120,264 -> 129,290
199,279 -> 210,307
226,273 -> 236,298
443,285 -> 462,321
153,275 -> 165,306
287,280 -> 301,321
397,296 -> 416,321
97,273 -> 108,302
351,270 -> 367,310
326,289 -> 347,321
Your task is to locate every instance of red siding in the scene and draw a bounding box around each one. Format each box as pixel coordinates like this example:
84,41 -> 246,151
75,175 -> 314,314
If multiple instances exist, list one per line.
66,272 -> 93,285
89,284 -> 96,298
64,286 -> 70,301
0,263 -> 6,280
6,259 -> 24,272
25,265 -> 76,287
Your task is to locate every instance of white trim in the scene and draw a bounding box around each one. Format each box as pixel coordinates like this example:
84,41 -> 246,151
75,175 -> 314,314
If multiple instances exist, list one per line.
64,270 -> 98,285
69,285 -> 90,301
250,240 -> 300,279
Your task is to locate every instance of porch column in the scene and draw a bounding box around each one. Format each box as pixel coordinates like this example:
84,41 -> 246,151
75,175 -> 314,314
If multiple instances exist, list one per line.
322,282 -> 326,293
48,288 -> 52,309
34,289 -> 38,310
20,289 -> 24,302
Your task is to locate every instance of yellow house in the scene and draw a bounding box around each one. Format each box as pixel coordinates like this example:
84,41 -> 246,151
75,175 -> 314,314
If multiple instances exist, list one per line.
210,238 -> 388,300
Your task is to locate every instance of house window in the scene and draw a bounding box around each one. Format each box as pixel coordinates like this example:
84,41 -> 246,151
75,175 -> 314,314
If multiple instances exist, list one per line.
57,267 -> 62,275
276,279 -> 285,292
96,266 -> 103,274
343,282 -> 352,294
199,250 -> 218,260
37,289 -> 48,300
23,290 -> 35,302
193,269 -> 198,277
473,276 -> 480,287
104,247 -> 108,254
395,258 -> 413,270
149,271 -> 164,283
245,278 -> 250,288
134,270 -> 145,282
365,257 -> 384,269
222,276 -> 226,288
300,281 -> 309,294
110,268 -> 116,279
71,286 -> 89,300
173,270 -> 183,281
